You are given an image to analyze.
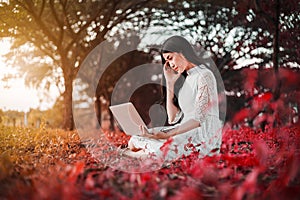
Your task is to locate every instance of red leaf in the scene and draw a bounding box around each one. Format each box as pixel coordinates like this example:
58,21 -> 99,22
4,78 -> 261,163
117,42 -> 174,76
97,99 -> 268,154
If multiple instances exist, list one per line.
251,92 -> 273,111
84,174 -> 95,190
140,173 -> 152,184
160,138 -> 174,158
232,108 -> 251,124
170,186 -> 203,200
234,169 -> 260,199
67,162 -> 85,184
253,140 -> 271,169
243,68 -> 258,96
282,154 -> 300,186
279,68 -> 300,92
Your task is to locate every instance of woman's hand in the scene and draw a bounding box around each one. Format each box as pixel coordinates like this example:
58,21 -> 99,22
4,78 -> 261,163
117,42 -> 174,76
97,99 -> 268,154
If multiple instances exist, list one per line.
139,125 -> 173,140
163,62 -> 181,84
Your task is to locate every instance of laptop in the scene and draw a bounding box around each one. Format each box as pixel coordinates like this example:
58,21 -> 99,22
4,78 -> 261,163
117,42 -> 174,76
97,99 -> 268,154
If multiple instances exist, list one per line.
109,102 -> 150,136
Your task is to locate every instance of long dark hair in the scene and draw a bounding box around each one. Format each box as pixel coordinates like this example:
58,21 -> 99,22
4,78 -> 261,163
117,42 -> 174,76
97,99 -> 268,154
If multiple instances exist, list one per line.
160,36 -> 204,108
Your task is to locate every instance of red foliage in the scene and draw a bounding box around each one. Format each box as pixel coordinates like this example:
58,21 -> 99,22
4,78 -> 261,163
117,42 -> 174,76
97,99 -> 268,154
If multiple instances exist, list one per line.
170,186 -> 203,200
251,92 -> 273,111
232,67 -> 300,128
1,125 -> 299,199
160,137 -> 174,158
232,108 -> 252,124
103,128 -> 131,147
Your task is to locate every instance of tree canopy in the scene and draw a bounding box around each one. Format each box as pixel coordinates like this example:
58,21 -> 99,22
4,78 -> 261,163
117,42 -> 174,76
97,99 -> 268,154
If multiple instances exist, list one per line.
1,0 -> 299,129
0,0 -> 167,130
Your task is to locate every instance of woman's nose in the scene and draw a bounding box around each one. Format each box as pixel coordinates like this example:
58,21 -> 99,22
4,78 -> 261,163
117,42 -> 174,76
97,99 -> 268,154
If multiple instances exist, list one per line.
168,61 -> 175,68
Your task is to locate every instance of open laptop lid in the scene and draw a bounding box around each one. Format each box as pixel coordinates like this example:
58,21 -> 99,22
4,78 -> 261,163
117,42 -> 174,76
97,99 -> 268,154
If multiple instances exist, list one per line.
109,102 -> 148,136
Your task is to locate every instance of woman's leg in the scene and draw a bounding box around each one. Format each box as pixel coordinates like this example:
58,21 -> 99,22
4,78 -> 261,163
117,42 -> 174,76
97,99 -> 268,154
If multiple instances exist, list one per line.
125,135 -> 165,159
123,148 -> 149,159
128,139 -> 142,151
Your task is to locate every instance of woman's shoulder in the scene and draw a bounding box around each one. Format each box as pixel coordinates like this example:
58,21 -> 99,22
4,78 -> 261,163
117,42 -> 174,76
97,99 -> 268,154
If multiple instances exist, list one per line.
193,66 -> 217,87
196,65 -> 215,78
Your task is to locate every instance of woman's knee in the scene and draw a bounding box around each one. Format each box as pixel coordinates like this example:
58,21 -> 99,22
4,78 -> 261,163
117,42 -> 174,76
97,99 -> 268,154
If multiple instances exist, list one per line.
128,139 -> 135,149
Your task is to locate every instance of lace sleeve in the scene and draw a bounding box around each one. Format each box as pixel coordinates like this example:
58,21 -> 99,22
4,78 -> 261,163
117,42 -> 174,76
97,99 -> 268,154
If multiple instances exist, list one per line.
194,71 -> 213,124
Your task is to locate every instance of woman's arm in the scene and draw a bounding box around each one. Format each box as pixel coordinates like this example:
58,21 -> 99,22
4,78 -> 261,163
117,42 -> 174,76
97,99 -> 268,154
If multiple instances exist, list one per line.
164,63 -> 182,123
144,71 -> 212,140
165,81 -> 181,123
167,119 -> 200,136
141,119 -> 200,140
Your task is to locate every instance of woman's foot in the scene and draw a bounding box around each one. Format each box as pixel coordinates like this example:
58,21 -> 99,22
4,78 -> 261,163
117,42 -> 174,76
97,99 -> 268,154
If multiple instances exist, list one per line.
120,148 -> 149,160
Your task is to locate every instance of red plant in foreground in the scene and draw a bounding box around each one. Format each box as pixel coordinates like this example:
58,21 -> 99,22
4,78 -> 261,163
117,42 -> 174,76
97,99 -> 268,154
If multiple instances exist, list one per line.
1,124 -> 299,199
102,128 -> 131,147
90,125 -> 299,199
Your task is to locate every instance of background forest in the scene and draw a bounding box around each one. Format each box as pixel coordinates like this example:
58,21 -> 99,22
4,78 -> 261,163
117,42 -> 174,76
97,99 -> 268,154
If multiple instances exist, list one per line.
0,0 -> 299,130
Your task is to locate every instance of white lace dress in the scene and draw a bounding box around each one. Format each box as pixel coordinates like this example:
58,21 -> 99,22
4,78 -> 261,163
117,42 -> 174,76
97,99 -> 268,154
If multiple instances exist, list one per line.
128,65 -> 223,161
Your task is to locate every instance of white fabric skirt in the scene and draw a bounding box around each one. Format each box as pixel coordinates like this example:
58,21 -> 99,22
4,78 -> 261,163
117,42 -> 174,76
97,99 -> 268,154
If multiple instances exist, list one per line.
128,116 -> 223,161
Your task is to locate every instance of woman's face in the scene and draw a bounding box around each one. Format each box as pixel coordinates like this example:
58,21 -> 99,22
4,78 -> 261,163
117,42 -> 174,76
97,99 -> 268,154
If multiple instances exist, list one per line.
162,52 -> 190,74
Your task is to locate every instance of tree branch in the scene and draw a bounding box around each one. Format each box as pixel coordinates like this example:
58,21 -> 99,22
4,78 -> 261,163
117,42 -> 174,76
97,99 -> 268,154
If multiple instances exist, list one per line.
254,0 -> 275,24
49,0 -> 64,48
38,0 -> 46,18
17,0 -> 59,47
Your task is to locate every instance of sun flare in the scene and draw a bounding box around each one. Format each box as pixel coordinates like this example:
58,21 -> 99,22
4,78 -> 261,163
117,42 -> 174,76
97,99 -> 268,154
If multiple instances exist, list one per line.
0,38 -> 38,111
0,38 -> 12,56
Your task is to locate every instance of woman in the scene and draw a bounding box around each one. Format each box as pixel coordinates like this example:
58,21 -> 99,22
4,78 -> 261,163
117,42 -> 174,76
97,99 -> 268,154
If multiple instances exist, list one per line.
124,36 -> 224,161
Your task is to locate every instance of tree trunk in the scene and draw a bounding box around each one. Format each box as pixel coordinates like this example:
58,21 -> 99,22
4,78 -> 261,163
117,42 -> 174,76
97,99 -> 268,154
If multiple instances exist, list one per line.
109,108 -> 115,131
273,0 -> 281,100
62,71 -> 74,130
94,96 -> 101,129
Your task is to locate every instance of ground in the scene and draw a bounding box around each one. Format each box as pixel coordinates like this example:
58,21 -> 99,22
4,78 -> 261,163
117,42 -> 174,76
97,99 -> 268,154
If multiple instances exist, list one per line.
0,124 -> 300,199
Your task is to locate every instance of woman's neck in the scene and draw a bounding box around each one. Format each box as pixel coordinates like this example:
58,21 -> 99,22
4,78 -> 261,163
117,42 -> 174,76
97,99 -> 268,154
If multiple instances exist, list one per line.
185,62 -> 197,71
